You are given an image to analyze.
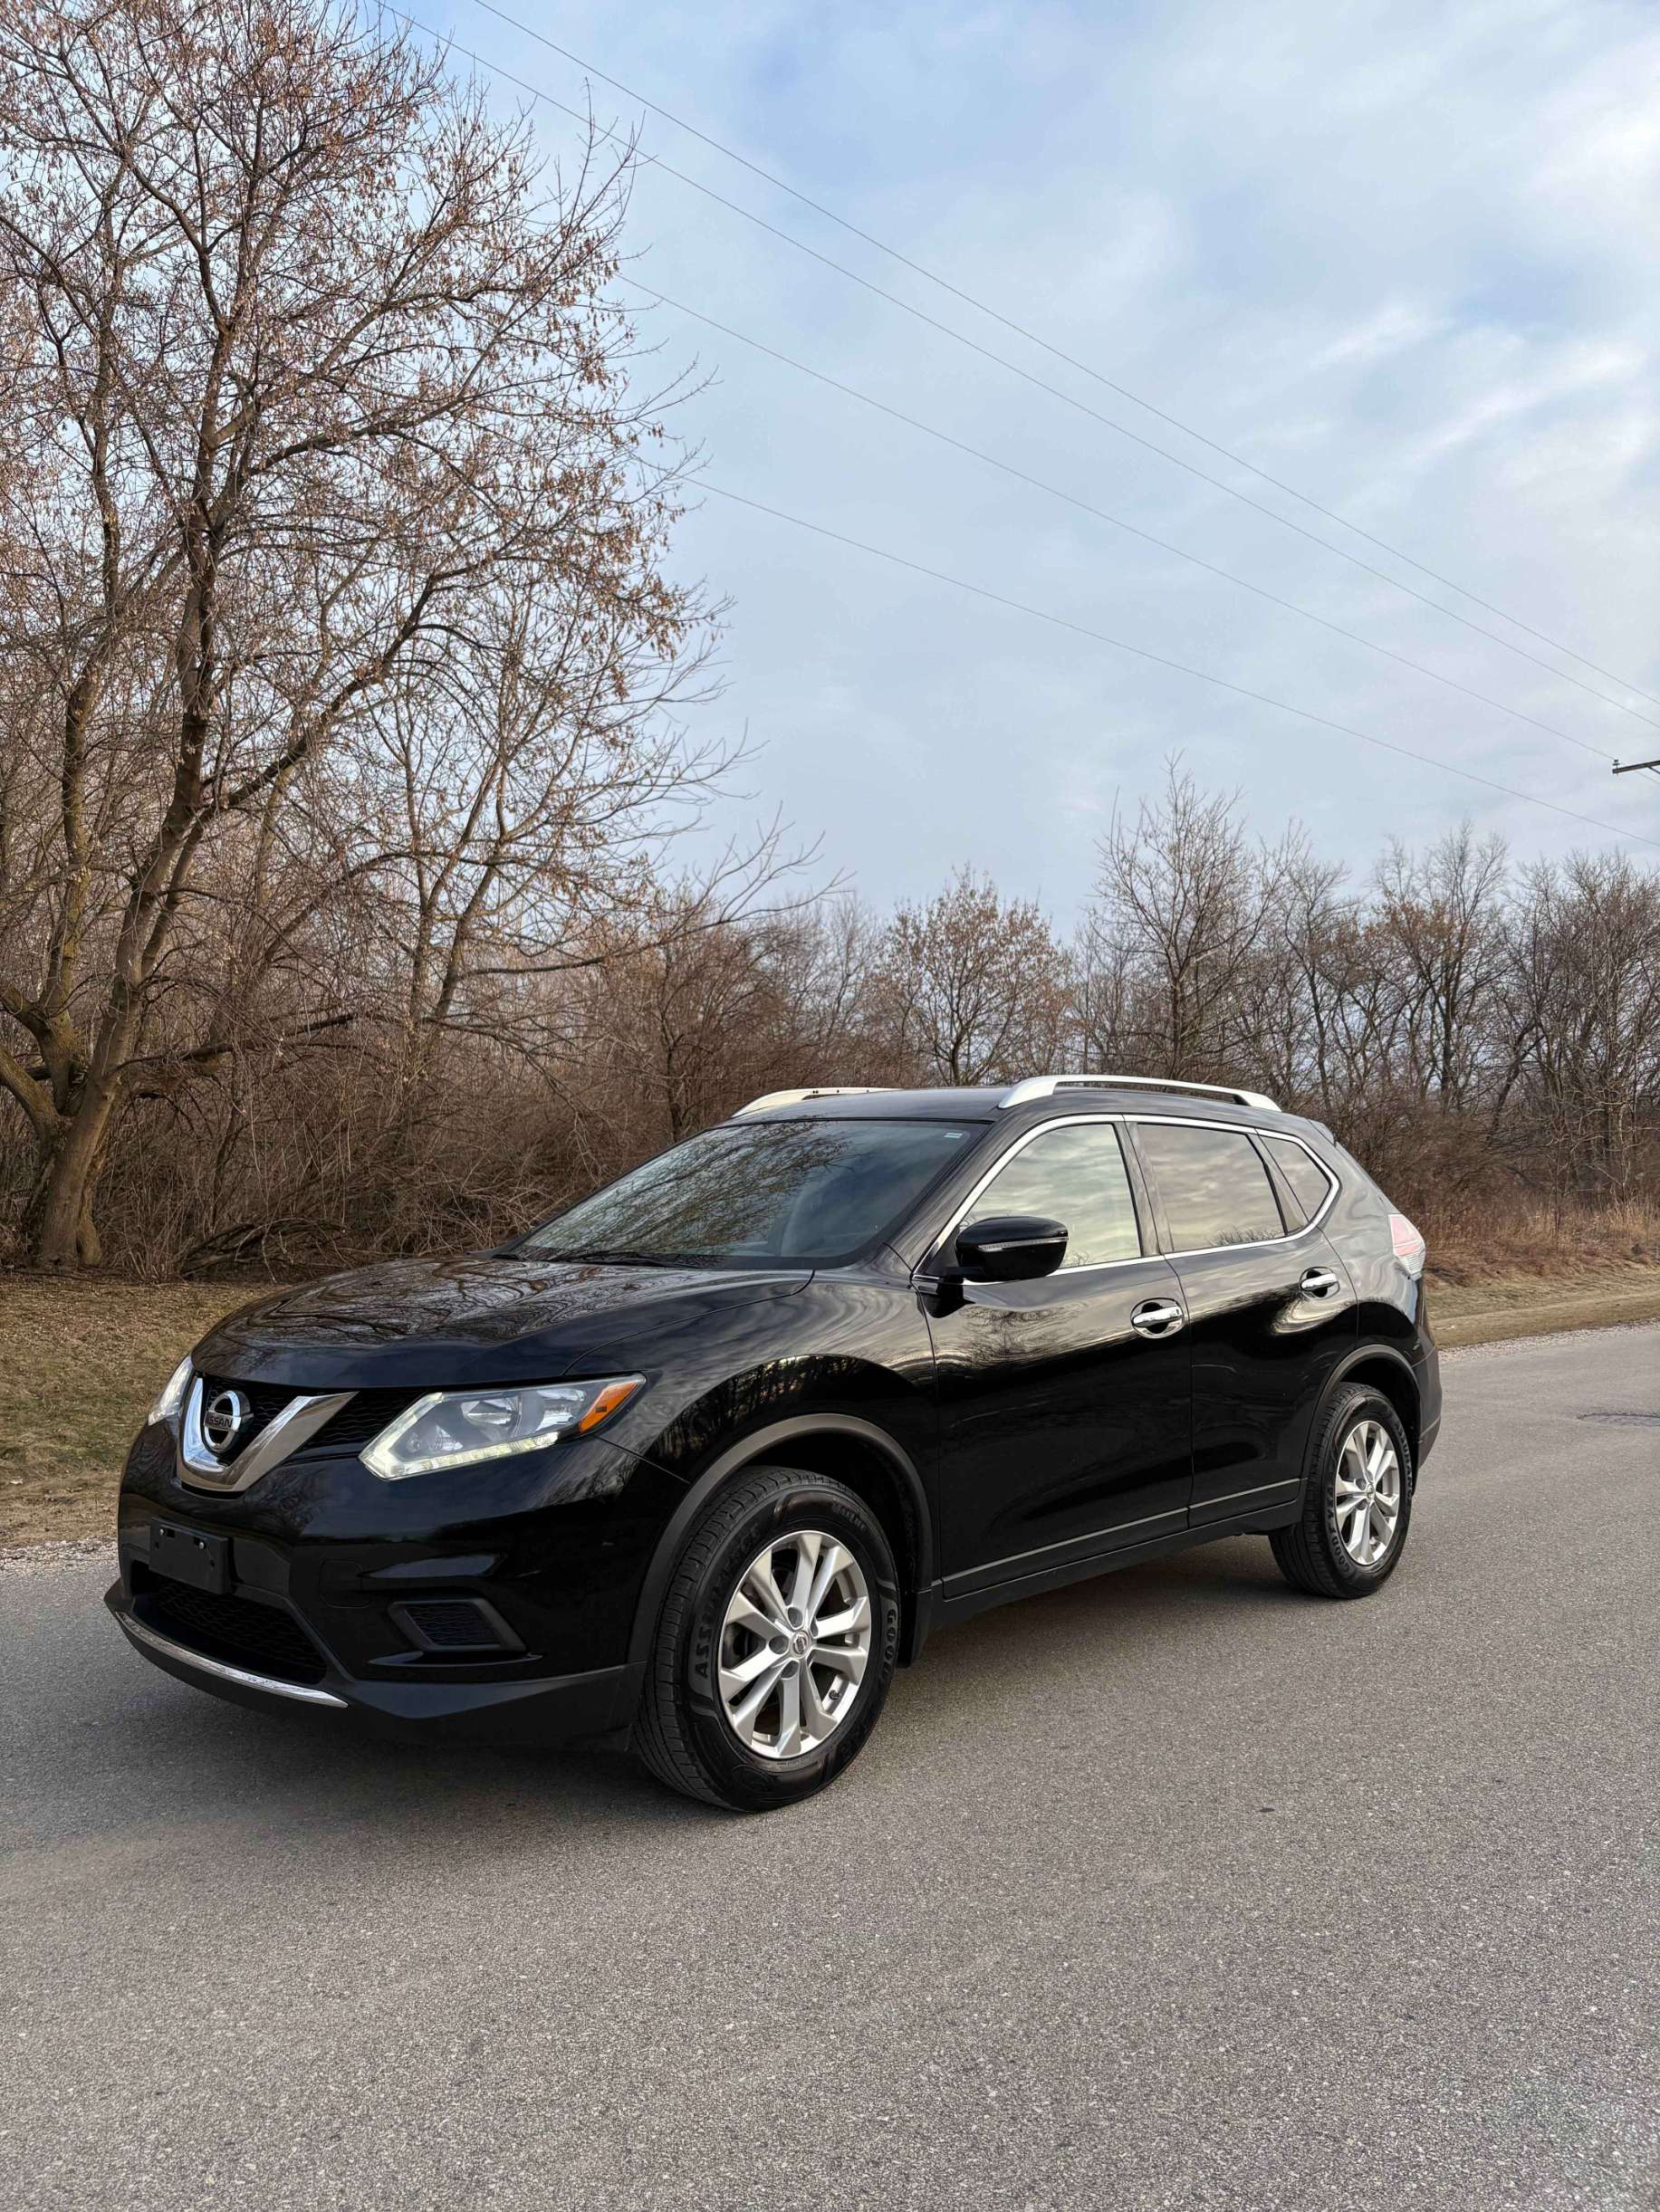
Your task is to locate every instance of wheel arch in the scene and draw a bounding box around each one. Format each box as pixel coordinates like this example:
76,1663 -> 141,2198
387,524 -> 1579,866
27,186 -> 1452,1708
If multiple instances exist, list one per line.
1314,1345 -> 1423,1485
625,1413 -> 936,1678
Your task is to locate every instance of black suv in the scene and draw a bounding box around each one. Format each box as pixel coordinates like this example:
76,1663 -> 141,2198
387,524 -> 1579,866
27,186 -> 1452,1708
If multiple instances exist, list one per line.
110,1076 -> 1440,1810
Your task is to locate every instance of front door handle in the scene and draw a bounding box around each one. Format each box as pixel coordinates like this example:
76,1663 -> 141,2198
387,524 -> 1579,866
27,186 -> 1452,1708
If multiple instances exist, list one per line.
1130,1298 -> 1185,1337
1300,1267 -> 1341,1298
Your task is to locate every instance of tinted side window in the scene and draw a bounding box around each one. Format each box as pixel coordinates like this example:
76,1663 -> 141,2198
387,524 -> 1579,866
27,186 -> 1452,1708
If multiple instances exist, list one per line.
965,1122 -> 1142,1270
1263,1135 -> 1335,1227
1135,1123 -> 1284,1250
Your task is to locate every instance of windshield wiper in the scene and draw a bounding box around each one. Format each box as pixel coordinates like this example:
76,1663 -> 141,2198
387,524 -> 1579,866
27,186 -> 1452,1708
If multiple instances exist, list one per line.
546,1246 -> 690,1269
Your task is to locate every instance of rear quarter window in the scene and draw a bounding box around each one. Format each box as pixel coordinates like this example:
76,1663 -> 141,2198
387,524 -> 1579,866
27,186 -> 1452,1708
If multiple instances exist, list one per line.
1262,1135 -> 1337,1227
1134,1122 -> 1285,1251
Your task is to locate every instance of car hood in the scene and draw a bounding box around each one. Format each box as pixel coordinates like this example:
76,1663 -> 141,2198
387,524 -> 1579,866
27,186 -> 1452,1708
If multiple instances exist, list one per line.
194,1251 -> 814,1390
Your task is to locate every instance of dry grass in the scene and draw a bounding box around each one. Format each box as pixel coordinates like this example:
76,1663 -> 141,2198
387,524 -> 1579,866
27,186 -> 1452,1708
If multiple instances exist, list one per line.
1431,1268 -> 1660,1346
1425,1197 -> 1660,1287
0,1274 -> 283,1545
1424,1200 -> 1660,1343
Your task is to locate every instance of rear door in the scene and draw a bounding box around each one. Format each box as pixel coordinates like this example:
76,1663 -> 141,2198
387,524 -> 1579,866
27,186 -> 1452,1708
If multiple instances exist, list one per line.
926,1117 -> 1195,1595
1128,1117 -> 1357,1527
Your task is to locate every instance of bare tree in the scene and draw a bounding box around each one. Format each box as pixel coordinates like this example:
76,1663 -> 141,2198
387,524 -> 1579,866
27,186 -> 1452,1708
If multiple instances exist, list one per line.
1070,902 -> 1136,1072
1372,826 -> 1510,1114
1502,853 -> 1660,1201
1085,762 -> 1271,1080
0,0 -> 708,1265
1245,828 -> 1354,1111
875,866 -> 1069,1086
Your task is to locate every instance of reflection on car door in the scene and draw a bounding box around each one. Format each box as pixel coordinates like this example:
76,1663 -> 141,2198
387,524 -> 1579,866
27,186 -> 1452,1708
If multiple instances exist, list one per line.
1128,1118 -> 1358,1527
926,1119 -> 1195,1597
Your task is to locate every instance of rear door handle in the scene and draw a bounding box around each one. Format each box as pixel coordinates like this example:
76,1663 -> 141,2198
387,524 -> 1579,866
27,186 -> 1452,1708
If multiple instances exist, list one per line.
1300,1267 -> 1341,1298
1130,1298 -> 1185,1337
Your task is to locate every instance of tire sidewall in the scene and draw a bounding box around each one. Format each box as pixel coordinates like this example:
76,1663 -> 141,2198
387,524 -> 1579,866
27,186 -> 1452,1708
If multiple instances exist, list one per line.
678,1477 -> 900,1811
1316,1388 -> 1413,1591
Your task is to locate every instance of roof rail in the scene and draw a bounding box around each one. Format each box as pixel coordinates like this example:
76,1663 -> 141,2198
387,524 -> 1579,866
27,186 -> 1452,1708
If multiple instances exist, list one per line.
733,1086 -> 897,1116
999,1074 -> 1281,1114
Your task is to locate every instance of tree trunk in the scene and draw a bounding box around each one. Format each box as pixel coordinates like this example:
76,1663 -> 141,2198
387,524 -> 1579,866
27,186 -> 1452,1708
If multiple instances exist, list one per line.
27,1095 -> 112,1269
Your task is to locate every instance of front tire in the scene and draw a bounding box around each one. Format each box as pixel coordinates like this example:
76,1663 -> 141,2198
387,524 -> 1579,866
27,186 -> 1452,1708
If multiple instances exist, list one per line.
1271,1384 -> 1413,1598
634,1466 -> 900,1811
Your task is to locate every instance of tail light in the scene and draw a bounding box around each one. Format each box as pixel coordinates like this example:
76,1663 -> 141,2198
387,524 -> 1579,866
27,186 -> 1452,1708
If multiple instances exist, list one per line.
1389,1212 -> 1426,1275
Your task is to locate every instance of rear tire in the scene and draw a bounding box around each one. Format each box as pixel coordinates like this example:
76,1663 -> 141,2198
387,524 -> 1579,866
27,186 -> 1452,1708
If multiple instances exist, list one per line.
1271,1384 -> 1413,1598
634,1465 -> 900,1811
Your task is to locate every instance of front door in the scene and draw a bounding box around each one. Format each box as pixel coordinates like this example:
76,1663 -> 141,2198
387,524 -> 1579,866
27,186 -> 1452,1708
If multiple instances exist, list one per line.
926,1118 -> 1195,1598
1128,1117 -> 1358,1526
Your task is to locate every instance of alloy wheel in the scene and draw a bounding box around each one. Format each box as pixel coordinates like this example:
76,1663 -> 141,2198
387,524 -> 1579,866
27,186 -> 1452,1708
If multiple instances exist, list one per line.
717,1530 -> 872,1760
1334,1418 -> 1402,1567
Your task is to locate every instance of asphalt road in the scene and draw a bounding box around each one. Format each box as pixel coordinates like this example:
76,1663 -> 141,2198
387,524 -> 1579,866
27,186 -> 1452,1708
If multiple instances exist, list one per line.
4,1327 -> 1657,2212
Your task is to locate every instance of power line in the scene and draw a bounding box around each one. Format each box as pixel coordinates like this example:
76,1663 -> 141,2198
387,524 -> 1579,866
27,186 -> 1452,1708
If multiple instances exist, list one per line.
621,272 -> 1615,770
686,477 -> 1660,853
384,5 -> 1660,835
461,0 -> 1660,727
389,8 -> 1660,740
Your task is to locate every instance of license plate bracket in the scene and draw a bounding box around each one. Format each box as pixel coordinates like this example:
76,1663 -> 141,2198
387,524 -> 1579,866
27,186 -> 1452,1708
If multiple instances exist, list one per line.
150,1521 -> 231,1595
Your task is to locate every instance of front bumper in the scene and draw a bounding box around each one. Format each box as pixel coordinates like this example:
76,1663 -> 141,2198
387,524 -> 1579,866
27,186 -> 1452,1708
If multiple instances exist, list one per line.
106,1578 -> 642,1745
109,1412 -> 684,1745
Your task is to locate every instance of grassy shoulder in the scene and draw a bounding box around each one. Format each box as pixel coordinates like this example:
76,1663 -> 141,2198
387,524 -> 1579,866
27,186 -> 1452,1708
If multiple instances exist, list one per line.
5,1262 -> 1660,1546
0,1275 -> 280,1546
1430,1266 -> 1660,1347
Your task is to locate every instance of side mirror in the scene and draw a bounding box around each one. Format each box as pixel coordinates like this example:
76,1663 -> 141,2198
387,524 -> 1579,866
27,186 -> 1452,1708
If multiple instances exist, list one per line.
956,1214 -> 1068,1284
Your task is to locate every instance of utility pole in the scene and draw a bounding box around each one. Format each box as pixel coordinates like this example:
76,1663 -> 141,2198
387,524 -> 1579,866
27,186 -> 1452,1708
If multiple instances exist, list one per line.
1612,757 -> 1660,778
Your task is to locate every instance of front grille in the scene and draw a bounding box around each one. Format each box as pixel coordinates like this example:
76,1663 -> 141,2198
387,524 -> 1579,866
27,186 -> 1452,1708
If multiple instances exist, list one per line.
140,1573 -> 326,1685
393,1598 -> 512,1653
301,1388 -> 423,1457
198,1375 -> 293,1460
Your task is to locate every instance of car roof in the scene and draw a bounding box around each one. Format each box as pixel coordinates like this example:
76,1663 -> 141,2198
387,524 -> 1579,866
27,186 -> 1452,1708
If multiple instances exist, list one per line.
729,1083 -> 1324,1137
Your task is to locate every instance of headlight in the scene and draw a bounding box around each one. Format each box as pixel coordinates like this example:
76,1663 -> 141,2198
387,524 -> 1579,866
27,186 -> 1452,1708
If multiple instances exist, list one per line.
149,1355 -> 195,1427
360,1376 -> 645,1480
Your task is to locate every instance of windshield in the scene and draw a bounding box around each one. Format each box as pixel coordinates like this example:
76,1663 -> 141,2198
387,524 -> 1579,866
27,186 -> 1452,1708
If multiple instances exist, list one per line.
519,1117 -> 981,1267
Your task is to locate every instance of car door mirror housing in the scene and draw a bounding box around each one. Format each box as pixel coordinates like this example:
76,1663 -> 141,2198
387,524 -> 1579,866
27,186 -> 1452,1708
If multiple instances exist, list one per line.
956,1214 -> 1068,1283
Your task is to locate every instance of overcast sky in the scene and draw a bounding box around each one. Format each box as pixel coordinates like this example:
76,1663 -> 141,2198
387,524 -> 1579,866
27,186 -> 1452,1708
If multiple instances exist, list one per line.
429,0 -> 1660,920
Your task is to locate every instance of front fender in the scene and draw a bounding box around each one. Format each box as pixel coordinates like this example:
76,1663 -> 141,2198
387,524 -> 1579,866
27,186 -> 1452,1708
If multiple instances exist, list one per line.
626,1375 -> 936,1678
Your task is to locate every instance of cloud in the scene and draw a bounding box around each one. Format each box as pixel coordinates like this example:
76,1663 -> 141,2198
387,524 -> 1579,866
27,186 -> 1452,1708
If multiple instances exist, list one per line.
438,0 -> 1660,918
